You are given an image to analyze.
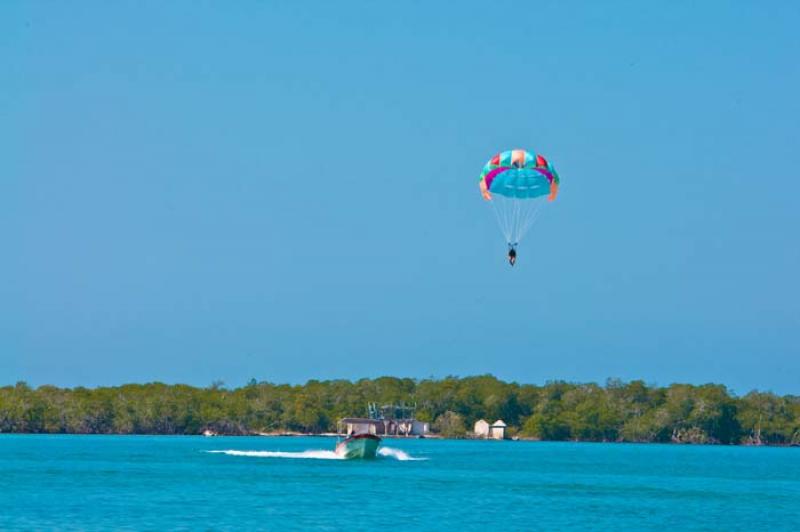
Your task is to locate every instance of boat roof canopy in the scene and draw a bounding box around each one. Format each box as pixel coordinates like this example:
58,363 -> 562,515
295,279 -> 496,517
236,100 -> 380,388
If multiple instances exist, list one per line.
339,418 -> 384,425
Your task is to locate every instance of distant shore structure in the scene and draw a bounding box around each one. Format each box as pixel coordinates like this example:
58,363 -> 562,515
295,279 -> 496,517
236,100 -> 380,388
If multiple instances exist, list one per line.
474,419 -> 507,440
339,402 -> 429,437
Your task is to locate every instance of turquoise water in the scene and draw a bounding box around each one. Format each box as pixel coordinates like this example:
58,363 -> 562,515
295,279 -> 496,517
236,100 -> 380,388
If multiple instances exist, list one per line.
1,435 -> 798,530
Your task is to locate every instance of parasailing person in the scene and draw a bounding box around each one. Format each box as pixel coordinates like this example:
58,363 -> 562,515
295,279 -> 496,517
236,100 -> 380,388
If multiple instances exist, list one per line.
477,149 -> 561,266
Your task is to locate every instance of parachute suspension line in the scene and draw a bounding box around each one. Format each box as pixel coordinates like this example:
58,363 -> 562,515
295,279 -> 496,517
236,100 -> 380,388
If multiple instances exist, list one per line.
526,198 -> 547,242
518,197 -> 546,242
514,198 -> 524,243
489,193 -> 548,246
512,198 -> 520,244
514,196 -> 546,244
508,199 -> 516,242
506,199 -> 512,242
510,196 -> 524,245
516,201 -> 528,243
499,196 -> 510,243
490,196 -> 511,243
490,194 -> 549,246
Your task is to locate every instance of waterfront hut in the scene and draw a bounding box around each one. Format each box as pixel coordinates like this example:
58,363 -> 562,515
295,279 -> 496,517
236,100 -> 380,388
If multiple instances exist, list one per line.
411,420 -> 430,436
489,420 -> 507,440
474,419 -> 490,438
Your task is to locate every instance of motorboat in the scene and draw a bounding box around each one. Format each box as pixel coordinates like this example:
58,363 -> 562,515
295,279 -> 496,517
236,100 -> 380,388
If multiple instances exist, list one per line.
334,433 -> 381,459
335,418 -> 383,459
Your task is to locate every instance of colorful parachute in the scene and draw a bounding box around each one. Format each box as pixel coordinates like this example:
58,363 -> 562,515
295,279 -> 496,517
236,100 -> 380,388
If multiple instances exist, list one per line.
478,149 -> 560,246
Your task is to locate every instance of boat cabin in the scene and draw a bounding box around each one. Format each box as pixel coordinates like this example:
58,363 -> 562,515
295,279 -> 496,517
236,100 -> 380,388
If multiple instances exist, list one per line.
338,417 -> 428,437
338,418 -> 382,436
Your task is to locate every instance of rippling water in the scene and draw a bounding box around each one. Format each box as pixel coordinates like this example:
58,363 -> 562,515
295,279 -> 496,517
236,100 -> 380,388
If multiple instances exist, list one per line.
1,435 -> 798,530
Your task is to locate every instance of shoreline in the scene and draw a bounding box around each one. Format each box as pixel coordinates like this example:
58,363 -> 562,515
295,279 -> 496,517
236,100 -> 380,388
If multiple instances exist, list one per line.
5,377 -> 798,446
2,432 -> 797,447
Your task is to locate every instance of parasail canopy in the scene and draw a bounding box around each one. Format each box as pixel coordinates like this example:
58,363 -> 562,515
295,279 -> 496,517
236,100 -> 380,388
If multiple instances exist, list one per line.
478,149 -> 560,246
479,149 -> 559,202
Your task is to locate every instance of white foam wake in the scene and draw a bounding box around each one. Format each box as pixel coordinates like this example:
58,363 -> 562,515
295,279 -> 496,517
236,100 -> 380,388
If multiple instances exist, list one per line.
377,447 -> 426,461
208,447 -> 425,461
208,449 -> 343,460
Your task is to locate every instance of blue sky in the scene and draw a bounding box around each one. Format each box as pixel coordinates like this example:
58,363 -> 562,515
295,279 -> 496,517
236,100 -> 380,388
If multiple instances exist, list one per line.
2,2 -> 798,393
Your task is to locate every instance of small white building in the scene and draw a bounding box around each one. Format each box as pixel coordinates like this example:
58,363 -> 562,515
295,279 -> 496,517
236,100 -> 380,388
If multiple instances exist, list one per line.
411,420 -> 430,436
489,420 -> 507,440
474,419 -> 490,437
474,419 -> 507,440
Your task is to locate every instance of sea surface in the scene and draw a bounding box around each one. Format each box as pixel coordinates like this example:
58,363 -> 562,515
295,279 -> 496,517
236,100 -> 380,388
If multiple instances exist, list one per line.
1,435 -> 798,530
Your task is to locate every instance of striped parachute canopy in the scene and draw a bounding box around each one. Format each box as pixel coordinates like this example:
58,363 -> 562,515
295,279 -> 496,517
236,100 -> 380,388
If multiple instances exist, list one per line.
478,149 -> 560,246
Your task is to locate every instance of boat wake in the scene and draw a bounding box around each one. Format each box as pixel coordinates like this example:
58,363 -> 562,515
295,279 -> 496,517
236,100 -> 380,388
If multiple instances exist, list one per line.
208,449 -> 342,460
208,447 -> 425,461
378,447 -> 426,461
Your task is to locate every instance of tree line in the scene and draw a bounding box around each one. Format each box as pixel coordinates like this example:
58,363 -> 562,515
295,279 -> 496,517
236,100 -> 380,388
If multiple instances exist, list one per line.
1,376 -> 798,445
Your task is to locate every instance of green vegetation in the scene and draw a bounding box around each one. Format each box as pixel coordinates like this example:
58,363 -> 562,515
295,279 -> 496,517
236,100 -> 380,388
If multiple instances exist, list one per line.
1,376 -> 798,444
